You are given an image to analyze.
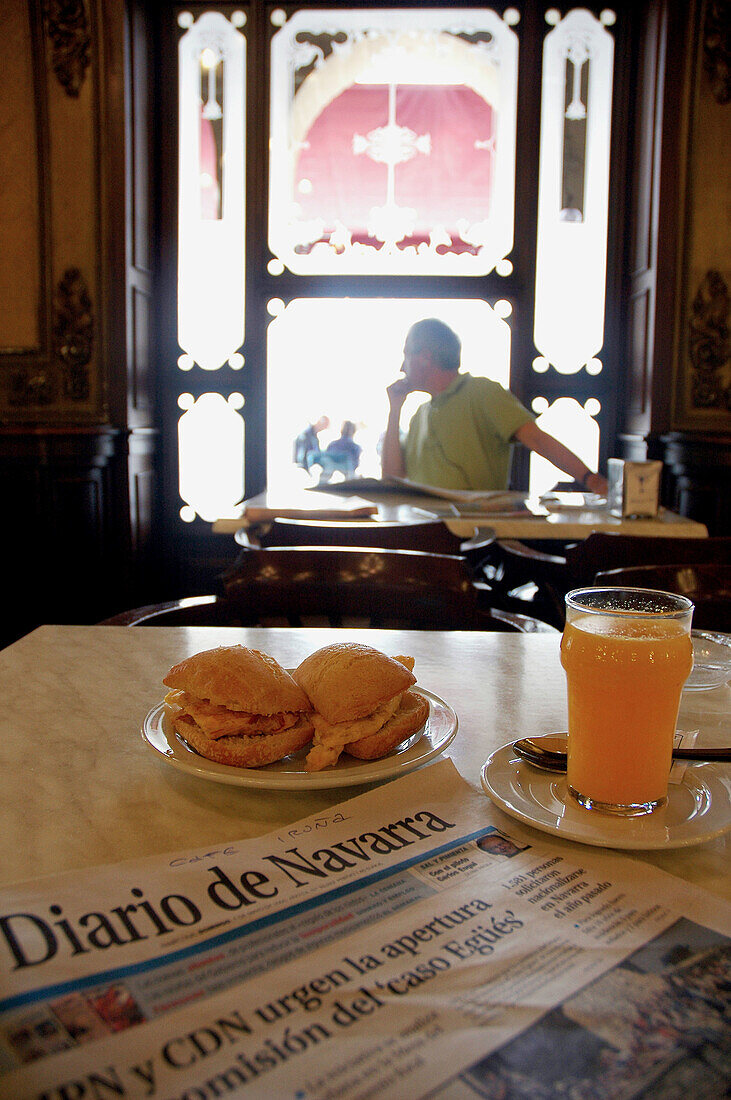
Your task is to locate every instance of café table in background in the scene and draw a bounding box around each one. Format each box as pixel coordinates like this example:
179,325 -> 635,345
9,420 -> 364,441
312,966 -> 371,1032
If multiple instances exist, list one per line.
213,487 -> 708,542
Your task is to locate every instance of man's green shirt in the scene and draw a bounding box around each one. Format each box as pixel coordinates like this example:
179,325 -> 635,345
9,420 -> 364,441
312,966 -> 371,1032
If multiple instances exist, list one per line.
403,373 -> 534,490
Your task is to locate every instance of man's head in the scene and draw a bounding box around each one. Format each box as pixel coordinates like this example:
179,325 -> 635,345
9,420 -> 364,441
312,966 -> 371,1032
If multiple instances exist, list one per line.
313,415 -> 330,433
402,319 -> 461,393
478,833 -> 522,858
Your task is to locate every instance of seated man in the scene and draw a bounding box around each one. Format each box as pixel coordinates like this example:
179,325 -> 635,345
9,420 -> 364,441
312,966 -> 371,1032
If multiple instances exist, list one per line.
381,318 -> 608,496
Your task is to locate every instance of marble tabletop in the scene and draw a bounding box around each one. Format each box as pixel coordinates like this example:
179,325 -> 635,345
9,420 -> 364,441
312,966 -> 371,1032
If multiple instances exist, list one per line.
1,625 -> 728,898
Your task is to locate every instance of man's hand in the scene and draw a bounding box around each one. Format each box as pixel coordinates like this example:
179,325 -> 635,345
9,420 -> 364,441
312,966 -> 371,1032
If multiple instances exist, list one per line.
382,378 -> 412,478
386,377 -> 413,408
583,471 -> 609,496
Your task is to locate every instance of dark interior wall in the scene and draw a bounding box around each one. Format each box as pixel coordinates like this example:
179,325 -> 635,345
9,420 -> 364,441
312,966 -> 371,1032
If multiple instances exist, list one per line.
0,0 -> 157,647
622,0 -> 730,531
0,0 -> 727,648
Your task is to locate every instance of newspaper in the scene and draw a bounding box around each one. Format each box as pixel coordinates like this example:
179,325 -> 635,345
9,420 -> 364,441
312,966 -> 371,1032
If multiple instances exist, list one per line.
309,477 -> 534,514
0,760 -> 728,1098
391,478 -> 530,510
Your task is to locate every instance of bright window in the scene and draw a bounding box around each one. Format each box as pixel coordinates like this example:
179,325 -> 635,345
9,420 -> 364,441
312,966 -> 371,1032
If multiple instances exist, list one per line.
530,396 -> 602,497
266,298 -> 512,487
269,8 -> 518,275
169,4 -> 621,524
177,11 -> 246,372
534,9 -> 614,375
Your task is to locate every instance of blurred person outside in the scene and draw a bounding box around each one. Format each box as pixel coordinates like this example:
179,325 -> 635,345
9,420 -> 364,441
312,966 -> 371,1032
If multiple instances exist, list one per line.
293,415 -> 330,473
382,318 -> 609,495
318,420 -> 362,484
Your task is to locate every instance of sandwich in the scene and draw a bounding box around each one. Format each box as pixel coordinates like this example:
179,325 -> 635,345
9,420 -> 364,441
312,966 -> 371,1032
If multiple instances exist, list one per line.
293,642 -> 430,771
163,645 -> 314,767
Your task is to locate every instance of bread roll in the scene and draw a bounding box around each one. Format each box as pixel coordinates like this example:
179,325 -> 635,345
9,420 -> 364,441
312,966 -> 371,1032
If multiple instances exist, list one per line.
294,642 -> 415,724
293,643 -> 426,770
172,713 -> 313,768
163,645 -> 313,768
344,691 -> 429,760
164,645 -> 310,714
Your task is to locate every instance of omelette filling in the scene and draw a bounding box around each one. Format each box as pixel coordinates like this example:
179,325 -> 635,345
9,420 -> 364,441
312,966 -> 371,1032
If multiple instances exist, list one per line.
164,689 -> 302,740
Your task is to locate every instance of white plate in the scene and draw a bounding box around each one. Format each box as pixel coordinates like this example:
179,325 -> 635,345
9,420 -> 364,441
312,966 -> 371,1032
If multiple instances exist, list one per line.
685,630 -> 731,692
142,688 -> 457,790
481,743 -> 731,850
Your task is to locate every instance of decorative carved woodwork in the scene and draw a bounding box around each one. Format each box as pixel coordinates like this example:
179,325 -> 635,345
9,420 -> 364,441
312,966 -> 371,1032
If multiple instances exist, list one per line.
53,267 -> 93,401
7,267 -> 93,408
8,366 -> 56,407
42,0 -> 91,98
702,0 -> 730,105
0,1 -> 158,650
689,269 -> 730,410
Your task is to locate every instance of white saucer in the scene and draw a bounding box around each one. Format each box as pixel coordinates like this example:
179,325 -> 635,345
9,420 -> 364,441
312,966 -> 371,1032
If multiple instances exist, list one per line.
142,688 -> 457,791
685,630 -> 731,692
481,744 -> 731,850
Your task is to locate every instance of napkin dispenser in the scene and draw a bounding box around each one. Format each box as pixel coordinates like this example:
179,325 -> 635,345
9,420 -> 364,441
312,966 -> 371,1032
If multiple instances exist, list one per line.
607,459 -> 662,518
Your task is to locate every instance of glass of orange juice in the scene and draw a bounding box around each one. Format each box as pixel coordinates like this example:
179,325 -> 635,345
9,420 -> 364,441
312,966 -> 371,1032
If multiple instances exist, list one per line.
560,587 -> 694,816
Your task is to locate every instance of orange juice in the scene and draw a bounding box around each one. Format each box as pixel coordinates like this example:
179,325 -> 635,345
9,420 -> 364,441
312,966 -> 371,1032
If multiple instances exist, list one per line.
561,614 -> 693,811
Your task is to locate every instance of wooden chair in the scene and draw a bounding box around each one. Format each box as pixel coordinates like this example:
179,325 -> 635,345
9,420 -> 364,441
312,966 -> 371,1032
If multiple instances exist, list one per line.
100,595 -> 237,627
237,517 -> 495,578
219,546 -> 559,631
101,548 -> 558,632
481,533 -> 731,629
238,516 -> 465,552
100,593 -> 555,633
593,562 -> 731,632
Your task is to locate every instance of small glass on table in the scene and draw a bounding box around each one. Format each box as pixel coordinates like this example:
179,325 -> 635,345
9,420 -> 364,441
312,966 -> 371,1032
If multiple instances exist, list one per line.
560,587 -> 694,817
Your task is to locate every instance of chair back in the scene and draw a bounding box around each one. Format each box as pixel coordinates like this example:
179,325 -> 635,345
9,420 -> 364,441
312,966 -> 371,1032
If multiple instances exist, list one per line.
221,546 -> 527,630
238,517 -> 469,555
567,532 -> 730,581
486,533 -> 730,628
593,562 -> 731,632
100,595 -> 235,627
100,547 -> 558,632
237,518 -> 496,584
99,592 -> 554,632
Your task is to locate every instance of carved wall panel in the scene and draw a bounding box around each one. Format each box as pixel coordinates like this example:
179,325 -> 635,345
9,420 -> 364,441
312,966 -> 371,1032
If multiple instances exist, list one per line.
688,269 -> 730,411
676,0 -> 731,428
0,0 -> 104,423
0,0 -> 158,646
42,0 -> 92,97
702,0 -> 730,106
0,2 -> 46,352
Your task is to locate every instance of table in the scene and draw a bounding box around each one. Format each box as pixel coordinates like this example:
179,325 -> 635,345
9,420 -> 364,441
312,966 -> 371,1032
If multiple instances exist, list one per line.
213,488 -> 708,541
1,625 -> 727,897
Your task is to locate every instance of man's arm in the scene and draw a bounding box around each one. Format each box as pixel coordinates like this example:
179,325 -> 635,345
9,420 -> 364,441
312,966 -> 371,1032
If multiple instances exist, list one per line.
514,420 -> 609,495
381,380 -> 410,479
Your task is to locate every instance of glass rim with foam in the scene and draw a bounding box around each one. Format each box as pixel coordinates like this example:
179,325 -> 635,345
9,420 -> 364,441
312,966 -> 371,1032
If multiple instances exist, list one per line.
561,586 -> 694,817
566,586 -> 694,620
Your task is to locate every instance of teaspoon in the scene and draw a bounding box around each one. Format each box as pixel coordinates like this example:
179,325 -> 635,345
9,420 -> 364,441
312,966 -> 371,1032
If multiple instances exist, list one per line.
513,735 -> 731,773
